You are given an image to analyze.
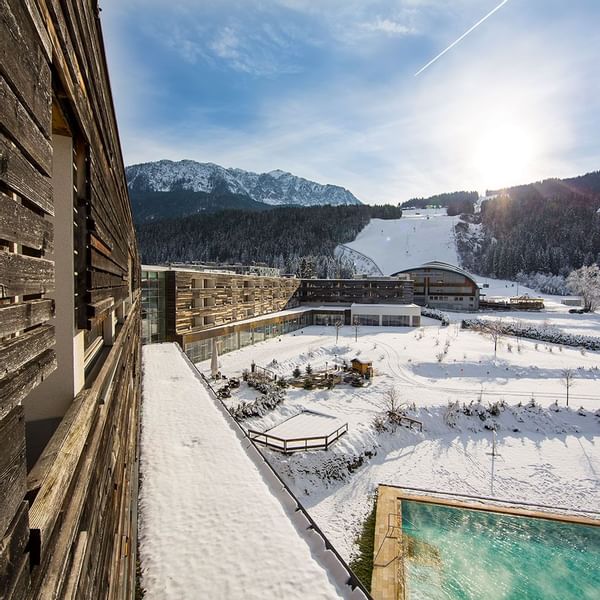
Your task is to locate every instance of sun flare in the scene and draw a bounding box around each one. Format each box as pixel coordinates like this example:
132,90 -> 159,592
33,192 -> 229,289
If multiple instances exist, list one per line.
471,119 -> 537,189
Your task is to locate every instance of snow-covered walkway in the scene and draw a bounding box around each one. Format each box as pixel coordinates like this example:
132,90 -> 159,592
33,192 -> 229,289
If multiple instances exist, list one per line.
139,343 -> 363,599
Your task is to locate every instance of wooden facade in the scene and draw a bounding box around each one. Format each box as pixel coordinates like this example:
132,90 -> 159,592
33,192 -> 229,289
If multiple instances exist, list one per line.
165,269 -> 300,341
1,1 -> 140,599
296,277 -> 414,305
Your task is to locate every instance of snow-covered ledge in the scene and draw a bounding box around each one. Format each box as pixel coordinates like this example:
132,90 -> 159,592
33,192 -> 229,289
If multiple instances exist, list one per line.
139,343 -> 369,599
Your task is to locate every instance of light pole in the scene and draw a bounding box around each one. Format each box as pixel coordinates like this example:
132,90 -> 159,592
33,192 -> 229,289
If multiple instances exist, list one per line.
353,317 -> 359,342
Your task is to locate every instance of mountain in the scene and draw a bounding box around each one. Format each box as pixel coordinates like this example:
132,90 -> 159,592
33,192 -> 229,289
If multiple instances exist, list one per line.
126,160 -> 362,211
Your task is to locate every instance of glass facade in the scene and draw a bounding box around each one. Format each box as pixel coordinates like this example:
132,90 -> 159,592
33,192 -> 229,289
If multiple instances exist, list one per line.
355,314 -> 380,326
141,270 -> 167,344
184,313 -> 311,363
382,314 -> 411,326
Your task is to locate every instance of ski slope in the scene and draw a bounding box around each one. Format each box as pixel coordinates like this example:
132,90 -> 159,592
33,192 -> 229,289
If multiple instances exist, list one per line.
342,209 -> 459,275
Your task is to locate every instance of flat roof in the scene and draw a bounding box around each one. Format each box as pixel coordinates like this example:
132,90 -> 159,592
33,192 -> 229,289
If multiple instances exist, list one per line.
351,303 -> 420,309
140,344 -> 360,599
142,264 -> 292,278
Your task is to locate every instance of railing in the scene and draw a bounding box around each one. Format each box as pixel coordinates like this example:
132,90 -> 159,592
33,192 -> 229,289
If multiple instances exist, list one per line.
398,416 -> 423,432
252,364 -> 276,380
247,423 -> 349,453
335,244 -> 384,276
380,484 -> 600,517
186,357 -> 371,599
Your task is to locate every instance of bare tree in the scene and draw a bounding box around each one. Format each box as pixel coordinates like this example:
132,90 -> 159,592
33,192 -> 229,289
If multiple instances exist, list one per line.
335,320 -> 343,344
353,316 -> 360,342
379,387 -> 407,427
561,368 -> 576,407
481,320 -> 504,357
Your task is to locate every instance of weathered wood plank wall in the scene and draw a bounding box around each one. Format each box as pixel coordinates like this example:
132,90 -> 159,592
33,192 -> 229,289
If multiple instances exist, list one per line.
0,0 -> 140,598
167,270 -> 300,341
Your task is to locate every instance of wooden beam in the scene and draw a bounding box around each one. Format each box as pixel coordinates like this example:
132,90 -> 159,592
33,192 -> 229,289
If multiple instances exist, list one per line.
0,191 -> 54,252
0,299 -> 54,337
0,501 -> 29,591
0,324 -> 55,381
0,133 -> 52,216
0,406 -> 26,537
0,0 -> 52,137
0,348 -> 56,421
0,75 -> 52,175
0,250 -> 54,298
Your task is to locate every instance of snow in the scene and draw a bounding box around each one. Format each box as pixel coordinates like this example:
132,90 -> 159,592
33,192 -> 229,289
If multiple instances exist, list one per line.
139,343 -> 361,599
340,210 -> 459,275
200,322 -> 600,562
265,411 -> 346,440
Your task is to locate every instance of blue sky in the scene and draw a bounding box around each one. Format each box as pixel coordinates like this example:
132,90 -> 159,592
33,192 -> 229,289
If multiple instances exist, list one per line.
102,0 -> 600,203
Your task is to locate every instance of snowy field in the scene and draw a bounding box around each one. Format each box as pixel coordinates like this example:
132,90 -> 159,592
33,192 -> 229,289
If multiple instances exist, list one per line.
340,210 -> 459,275
199,320 -> 600,562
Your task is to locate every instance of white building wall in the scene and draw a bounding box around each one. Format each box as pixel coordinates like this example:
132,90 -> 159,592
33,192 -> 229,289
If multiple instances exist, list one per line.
350,303 -> 421,326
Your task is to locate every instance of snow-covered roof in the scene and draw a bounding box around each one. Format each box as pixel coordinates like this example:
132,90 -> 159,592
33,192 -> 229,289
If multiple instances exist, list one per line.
351,357 -> 373,364
393,260 -> 477,285
140,344 -> 367,599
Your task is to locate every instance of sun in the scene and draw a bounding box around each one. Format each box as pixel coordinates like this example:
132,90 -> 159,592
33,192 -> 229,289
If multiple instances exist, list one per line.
470,118 -> 537,189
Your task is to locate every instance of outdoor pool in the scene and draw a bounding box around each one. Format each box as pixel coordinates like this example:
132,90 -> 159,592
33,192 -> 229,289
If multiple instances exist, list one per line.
401,499 -> 600,599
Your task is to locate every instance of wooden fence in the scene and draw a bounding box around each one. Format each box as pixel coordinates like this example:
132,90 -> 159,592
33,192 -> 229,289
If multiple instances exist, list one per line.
248,423 -> 349,453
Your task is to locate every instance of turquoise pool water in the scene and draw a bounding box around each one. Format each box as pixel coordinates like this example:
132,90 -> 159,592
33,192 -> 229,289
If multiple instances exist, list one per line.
401,500 -> 600,600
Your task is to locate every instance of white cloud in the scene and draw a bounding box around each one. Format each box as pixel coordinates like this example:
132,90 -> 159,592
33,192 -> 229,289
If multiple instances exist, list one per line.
361,17 -> 416,36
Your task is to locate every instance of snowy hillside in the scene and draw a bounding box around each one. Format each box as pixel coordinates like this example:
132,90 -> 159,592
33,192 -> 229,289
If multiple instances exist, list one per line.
126,159 -> 362,207
341,209 -> 459,275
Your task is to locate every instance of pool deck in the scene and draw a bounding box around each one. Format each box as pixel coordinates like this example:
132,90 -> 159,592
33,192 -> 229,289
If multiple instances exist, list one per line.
371,486 -> 404,600
371,484 -> 600,600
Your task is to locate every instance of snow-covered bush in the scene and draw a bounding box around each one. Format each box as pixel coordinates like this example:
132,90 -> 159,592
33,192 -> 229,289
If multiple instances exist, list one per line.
422,308 -> 450,325
515,271 -> 569,295
461,319 -> 600,351
230,388 -> 286,420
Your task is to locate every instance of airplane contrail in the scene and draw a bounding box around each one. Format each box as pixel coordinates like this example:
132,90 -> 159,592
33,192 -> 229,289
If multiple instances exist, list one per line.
415,0 -> 511,76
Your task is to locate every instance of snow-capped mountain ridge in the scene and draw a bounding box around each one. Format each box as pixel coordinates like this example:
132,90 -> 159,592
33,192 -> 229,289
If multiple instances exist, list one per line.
126,159 -> 361,207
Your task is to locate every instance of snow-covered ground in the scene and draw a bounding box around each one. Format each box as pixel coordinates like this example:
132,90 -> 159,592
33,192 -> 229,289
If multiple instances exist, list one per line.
140,343 -> 362,599
199,322 -> 600,562
340,210 -> 459,275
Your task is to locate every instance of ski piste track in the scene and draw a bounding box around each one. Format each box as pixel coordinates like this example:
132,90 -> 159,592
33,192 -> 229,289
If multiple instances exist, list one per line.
335,243 -> 384,275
